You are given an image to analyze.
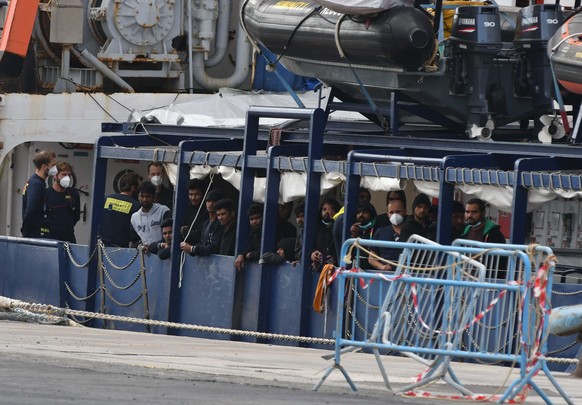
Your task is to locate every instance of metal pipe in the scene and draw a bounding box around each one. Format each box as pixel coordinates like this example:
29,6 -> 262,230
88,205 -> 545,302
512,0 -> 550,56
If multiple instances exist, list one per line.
61,45 -> 70,82
187,0 -> 194,93
5,151 -> 13,235
72,47 -> 135,93
192,17 -> 251,90
204,0 -> 230,67
349,151 -> 443,165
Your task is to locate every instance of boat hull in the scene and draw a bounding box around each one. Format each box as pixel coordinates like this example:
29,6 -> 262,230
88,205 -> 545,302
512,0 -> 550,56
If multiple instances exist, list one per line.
549,12 -> 582,95
242,0 -> 437,70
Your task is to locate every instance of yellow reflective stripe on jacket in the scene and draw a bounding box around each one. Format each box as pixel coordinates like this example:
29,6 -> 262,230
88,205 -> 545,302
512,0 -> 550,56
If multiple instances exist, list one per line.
104,197 -> 133,214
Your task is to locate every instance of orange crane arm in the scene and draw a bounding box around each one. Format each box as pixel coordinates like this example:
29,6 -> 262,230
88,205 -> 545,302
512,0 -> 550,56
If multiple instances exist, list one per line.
0,0 -> 41,77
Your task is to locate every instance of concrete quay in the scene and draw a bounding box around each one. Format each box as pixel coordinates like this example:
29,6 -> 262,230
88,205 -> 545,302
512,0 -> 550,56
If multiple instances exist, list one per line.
0,321 -> 579,404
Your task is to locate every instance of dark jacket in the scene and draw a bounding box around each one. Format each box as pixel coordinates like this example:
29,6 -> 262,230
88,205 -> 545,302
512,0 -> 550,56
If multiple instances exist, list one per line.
242,227 -> 262,261
399,215 -> 430,243
295,225 -> 303,261
461,219 -> 506,244
45,187 -> 81,243
371,225 -> 402,262
375,213 -> 390,229
148,240 -> 171,260
154,184 -> 174,211
190,219 -> 223,256
276,220 -> 296,242
311,222 -> 337,271
21,173 -> 48,238
101,193 -> 140,247
351,225 -> 375,269
157,247 -> 171,260
182,203 -> 209,241
219,221 -> 237,256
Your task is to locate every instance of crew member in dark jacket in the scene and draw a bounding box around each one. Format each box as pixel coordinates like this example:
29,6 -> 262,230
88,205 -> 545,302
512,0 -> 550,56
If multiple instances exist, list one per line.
101,172 -> 141,247
45,161 -> 81,243
147,162 -> 174,210
21,150 -> 55,238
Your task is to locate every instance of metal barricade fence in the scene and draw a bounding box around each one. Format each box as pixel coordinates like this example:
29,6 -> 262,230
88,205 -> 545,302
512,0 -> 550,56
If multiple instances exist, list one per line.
451,239 -> 570,404
315,236 -> 573,404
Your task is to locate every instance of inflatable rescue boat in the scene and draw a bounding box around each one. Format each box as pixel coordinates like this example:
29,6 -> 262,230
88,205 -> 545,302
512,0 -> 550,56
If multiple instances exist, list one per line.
549,10 -> 582,95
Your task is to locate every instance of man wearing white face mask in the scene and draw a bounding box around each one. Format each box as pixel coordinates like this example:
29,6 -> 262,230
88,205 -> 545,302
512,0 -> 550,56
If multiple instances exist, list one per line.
147,162 -> 174,210
45,161 -> 81,243
22,150 -> 56,238
369,199 -> 407,271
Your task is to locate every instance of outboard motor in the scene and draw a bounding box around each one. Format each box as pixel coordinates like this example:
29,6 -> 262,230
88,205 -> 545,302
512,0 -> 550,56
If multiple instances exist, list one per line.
448,6 -> 502,139
513,5 -> 563,110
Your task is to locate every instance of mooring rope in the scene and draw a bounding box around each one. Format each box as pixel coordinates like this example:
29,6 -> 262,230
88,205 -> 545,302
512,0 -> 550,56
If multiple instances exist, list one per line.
1,294 -> 578,365
0,296 -> 334,345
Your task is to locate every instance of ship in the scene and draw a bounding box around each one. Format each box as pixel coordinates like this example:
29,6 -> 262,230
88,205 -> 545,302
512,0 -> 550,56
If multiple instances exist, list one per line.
0,0 -> 582,382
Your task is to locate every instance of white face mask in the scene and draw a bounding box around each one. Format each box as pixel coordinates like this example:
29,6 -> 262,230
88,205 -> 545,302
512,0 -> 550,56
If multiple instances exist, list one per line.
389,213 -> 404,226
48,165 -> 58,177
59,175 -> 71,188
151,175 -> 162,187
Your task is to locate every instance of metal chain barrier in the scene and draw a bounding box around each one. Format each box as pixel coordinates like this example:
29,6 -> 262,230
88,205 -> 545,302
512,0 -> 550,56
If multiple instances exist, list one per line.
546,339 -> 579,356
100,240 -> 140,270
63,240 -> 148,319
64,242 -> 98,268
353,284 -> 379,310
102,263 -> 142,291
64,282 -> 100,301
103,286 -> 144,308
552,289 -> 582,296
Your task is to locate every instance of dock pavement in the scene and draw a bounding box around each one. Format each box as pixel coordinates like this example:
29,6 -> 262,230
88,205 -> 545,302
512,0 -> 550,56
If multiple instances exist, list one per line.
0,321 -> 580,404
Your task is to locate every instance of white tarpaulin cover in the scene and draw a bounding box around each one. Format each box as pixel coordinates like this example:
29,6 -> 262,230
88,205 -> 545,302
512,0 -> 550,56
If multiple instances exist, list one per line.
166,162 -> 404,204
313,0 -> 414,14
169,163 -> 569,210
414,180 -> 567,213
129,88 -> 362,128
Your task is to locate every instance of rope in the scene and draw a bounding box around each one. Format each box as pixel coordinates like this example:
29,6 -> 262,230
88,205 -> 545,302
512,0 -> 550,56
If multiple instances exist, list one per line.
313,264 -> 335,313
179,172 -> 215,288
1,296 -> 334,345
0,306 -> 77,327
542,356 -> 580,364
